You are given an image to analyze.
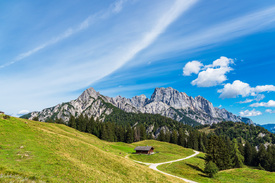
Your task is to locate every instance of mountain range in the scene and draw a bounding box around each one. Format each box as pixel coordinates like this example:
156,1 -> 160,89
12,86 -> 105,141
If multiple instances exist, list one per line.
22,87 -> 253,125
261,124 -> 275,133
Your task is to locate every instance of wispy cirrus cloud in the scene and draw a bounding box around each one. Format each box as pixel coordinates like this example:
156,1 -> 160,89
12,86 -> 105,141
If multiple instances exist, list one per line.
0,0 -> 129,69
266,109 -> 275,113
0,0 -> 198,115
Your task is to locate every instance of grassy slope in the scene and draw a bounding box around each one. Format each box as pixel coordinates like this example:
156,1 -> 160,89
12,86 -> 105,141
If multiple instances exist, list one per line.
0,116 -> 183,183
129,140 -> 194,163
158,153 -> 275,183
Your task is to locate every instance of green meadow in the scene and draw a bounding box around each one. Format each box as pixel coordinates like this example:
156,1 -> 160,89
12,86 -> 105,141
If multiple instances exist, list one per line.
158,153 -> 275,183
0,116 -> 182,183
129,140 -> 194,163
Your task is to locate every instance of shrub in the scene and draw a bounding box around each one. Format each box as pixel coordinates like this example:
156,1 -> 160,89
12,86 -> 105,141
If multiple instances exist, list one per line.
204,161 -> 219,178
32,117 -> 39,121
3,115 -> 10,119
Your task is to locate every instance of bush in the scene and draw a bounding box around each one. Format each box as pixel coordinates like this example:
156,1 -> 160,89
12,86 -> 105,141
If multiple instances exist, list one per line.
32,117 -> 39,121
3,115 -> 10,119
204,161 -> 219,178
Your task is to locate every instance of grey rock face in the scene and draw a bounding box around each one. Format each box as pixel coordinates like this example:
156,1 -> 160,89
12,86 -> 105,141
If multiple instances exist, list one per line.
26,87 -> 253,126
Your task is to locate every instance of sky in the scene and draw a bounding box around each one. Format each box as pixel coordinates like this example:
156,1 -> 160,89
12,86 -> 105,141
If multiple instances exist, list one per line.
1,0 -> 275,125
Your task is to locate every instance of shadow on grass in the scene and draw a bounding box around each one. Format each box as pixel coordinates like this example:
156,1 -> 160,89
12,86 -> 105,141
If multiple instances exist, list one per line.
198,173 -> 209,178
186,163 -> 204,172
197,156 -> 205,160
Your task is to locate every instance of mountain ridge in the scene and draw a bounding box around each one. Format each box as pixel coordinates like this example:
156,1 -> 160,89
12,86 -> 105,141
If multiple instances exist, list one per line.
22,87 -> 253,125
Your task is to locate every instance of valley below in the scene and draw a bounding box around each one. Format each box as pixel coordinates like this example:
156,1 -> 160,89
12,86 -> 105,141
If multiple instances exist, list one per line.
1,115 -> 274,182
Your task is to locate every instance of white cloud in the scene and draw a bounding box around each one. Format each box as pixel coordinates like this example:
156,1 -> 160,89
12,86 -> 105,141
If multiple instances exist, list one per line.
218,80 -> 251,98
238,99 -> 253,104
266,109 -> 275,113
191,66 -> 232,87
250,100 -> 275,107
183,61 -> 203,76
254,85 -> 275,93
206,56 -> 234,68
218,80 -> 275,98
240,109 -> 262,117
18,110 -> 30,115
185,56 -> 234,87
238,94 -> 265,104
255,94 -> 265,101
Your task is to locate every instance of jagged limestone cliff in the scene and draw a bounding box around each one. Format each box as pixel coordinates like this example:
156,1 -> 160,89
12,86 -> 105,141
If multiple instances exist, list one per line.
23,87 -> 253,125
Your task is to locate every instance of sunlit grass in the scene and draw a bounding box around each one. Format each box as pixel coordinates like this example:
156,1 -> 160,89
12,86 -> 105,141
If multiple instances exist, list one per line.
158,153 -> 275,183
0,117 -> 183,182
129,140 -> 194,163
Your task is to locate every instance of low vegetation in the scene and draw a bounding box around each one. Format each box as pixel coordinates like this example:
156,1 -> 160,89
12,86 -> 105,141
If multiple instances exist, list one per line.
158,153 -> 275,183
0,116 -> 183,182
129,140 -> 194,163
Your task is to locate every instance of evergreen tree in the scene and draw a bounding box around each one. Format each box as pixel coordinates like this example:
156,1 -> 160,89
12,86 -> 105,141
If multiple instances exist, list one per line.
244,141 -> 253,166
231,138 -> 244,168
125,125 -> 133,143
55,118 -> 64,124
199,134 -> 206,152
257,144 -> 267,170
101,124 -> 109,141
165,131 -> 170,142
178,128 -> 186,147
158,129 -> 165,141
204,161 -> 219,178
140,124 -> 146,141
171,129 -> 178,144
77,114 -> 86,132
86,117 -> 94,134
68,115 -> 76,129
206,135 -> 219,164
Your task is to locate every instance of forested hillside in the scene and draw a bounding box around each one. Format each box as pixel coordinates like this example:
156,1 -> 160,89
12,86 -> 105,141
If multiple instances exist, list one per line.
197,121 -> 275,145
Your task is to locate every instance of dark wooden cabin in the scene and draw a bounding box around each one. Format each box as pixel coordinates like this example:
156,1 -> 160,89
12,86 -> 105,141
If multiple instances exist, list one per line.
134,146 -> 154,154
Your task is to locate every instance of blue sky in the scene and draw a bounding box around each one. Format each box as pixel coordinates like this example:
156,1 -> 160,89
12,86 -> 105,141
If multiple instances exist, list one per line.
1,0 -> 275,125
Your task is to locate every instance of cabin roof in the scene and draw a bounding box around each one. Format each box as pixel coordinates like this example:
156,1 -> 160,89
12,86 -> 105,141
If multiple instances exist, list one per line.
134,146 -> 154,151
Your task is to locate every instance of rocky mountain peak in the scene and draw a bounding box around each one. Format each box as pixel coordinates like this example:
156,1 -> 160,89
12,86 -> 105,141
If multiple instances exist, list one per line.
78,87 -> 100,102
24,86 -> 253,126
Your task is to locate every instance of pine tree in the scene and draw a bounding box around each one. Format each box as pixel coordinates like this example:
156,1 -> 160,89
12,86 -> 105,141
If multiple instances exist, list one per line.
77,114 -> 86,132
68,115 -> 76,129
158,129 -> 165,141
125,125 -> 133,143
199,134 -> 206,152
101,124 -> 108,141
171,130 -> 178,144
178,128 -> 186,147
257,144 -> 267,170
231,138 -> 244,168
165,131 -> 170,142
140,124 -> 146,141
86,117 -> 94,134
244,141 -> 253,166
206,135 -> 219,164
204,161 -> 219,178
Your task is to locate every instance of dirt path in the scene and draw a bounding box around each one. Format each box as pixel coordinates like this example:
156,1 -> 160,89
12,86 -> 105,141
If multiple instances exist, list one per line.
129,151 -> 200,183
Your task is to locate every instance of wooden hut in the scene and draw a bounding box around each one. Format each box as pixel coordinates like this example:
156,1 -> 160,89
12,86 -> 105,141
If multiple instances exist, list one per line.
134,146 -> 154,154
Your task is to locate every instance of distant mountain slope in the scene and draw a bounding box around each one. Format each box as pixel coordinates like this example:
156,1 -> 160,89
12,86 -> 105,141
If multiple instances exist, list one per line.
0,116 -> 182,183
22,87 -> 253,125
261,124 -> 275,133
197,121 -> 275,146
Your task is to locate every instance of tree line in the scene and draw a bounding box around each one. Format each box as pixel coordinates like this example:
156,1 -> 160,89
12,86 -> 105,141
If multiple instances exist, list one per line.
50,114 -> 274,173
